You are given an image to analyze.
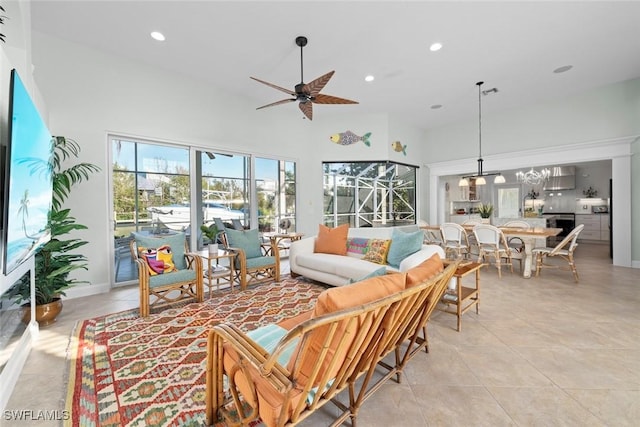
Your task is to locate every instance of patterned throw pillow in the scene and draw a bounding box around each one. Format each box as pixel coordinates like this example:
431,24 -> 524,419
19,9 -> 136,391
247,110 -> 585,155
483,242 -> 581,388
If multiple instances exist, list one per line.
138,244 -> 177,275
362,239 -> 392,265
346,237 -> 370,256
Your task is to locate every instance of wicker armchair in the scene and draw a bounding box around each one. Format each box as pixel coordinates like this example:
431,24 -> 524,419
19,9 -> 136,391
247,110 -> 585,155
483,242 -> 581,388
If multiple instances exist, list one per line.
206,258 -> 457,427
224,228 -> 280,290
132,231 -> 204,317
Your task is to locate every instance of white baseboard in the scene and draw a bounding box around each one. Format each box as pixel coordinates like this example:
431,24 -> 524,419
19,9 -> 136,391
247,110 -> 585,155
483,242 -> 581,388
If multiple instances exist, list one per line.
64,282 -> 111,300
0,321 -> 38,411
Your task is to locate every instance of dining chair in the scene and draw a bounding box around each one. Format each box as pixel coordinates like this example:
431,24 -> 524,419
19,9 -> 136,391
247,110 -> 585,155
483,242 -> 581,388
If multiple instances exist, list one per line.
473,224 -> 513,278
462,219 -> 482,256
440,223 -> 470,259
502,220 -> 531,271
532,224 -> 585,282
417,220 -> 443,246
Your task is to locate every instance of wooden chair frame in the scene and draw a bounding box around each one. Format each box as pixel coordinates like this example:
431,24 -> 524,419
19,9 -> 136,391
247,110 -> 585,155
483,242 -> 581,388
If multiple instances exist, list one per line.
440,222 -> 470,259
206,262 -> 458,427
228,240 -> 280,291
473,224 -> 514,278
131,239 -> 204,317
533,224 -> 584,282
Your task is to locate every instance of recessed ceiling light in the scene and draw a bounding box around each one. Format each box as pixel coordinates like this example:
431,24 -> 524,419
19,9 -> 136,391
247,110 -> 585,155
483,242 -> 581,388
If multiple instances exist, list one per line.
150,31 -> 166,41
429,42 -> 443,52
364,75 -> 375,82
430,104 -> 443,109
553,65 -> 573,74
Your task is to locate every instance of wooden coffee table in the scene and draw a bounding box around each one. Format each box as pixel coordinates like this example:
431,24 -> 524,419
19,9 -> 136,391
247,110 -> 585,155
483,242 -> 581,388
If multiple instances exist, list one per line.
440,261 -> 483,331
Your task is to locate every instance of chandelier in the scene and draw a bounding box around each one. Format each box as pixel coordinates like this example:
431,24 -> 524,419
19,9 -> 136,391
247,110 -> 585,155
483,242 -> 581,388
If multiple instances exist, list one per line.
458,81 -> 505,187
516,168 -> 550,185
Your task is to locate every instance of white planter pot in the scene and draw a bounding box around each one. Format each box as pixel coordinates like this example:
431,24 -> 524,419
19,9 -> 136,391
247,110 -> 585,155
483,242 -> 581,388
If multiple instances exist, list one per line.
208,244 -> 219,255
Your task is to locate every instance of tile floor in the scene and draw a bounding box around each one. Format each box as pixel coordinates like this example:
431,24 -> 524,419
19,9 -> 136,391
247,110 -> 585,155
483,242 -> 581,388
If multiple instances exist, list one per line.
5,242 -> 640,426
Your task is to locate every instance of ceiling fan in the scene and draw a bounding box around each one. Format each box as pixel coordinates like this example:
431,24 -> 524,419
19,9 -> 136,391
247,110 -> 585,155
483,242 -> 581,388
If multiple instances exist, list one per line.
251,36 -> 358,121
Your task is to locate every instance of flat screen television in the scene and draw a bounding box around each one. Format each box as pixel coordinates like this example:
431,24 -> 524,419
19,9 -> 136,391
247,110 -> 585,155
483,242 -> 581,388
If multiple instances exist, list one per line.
1,69 -> 54,276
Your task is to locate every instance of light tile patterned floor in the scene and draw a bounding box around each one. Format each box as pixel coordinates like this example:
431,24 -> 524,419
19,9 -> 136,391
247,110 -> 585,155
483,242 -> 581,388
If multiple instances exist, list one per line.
5,242 -> 640,426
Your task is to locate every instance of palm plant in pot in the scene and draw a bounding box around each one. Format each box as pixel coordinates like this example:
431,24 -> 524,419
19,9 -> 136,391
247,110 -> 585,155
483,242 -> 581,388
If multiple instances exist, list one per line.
6,137 -> 100,325
200,223 -> 220,253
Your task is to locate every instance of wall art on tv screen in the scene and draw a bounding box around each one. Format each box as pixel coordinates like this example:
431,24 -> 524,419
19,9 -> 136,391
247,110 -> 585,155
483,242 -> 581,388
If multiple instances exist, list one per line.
1,69 -> 54,276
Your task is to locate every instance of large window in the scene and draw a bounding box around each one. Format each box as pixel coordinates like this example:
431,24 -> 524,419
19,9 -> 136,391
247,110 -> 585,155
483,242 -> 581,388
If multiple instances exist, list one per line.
255,157 -> 297,233
111,137 -> 297,284
113,139 -> 190,235
322,161 -> 417,227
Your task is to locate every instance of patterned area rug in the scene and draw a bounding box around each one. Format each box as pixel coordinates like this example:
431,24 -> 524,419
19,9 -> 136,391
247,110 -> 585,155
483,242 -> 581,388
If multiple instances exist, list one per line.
64,276 -> 325,427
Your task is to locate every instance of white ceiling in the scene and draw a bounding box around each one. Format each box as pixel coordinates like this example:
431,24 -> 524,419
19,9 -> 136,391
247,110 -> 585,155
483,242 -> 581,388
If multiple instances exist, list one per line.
29,1 -> 640,130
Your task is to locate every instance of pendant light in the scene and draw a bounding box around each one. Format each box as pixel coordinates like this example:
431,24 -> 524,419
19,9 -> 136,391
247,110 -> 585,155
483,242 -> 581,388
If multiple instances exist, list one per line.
459,81 -> 505,186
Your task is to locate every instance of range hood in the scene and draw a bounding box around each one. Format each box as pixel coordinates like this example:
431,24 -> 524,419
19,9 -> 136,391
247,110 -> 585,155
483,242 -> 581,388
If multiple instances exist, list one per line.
543,166 -> 576,190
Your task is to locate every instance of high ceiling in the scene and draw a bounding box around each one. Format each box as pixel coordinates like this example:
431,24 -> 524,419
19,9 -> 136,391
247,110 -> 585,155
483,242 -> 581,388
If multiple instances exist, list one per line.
29,1 -> 640,130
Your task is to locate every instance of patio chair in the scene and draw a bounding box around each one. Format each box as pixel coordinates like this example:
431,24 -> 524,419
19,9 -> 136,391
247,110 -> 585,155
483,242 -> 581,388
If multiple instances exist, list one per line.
231,218 -> 245,230
440,222 -> 470,259
533,224 -> 585,282
473,224 -> 513,278
114,235 -> 133,281
224,228 -> 280,290
132,231 -> 204,317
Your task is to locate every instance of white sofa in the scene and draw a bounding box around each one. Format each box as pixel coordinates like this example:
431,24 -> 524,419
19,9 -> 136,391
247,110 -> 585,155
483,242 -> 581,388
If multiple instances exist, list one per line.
289,225 -> 445,286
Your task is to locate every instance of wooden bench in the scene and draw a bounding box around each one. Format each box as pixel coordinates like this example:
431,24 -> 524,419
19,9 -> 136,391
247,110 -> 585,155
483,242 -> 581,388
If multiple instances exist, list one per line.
205,256 -> 458,426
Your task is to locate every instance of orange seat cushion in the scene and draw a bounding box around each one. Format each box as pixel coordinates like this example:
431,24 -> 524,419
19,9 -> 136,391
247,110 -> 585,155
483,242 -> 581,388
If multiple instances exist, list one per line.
314,224 -> 349,255
291,273 -> 406,386
405,253 -> 444,287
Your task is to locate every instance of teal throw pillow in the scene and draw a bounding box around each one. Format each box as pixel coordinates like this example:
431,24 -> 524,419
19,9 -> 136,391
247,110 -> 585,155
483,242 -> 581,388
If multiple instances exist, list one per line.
386,229 -> 424,269
348,266 -> 387,284
133,231 -> 187,270
225,228 -> 263,259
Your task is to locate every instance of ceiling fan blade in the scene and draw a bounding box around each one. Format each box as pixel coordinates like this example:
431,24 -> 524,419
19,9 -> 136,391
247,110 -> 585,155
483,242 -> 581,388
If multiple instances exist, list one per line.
299,102 -> 313,120
256,98 -> 296,110
250,77 -> 296,96
313,93 -> 359,105
303,71 -> 335,97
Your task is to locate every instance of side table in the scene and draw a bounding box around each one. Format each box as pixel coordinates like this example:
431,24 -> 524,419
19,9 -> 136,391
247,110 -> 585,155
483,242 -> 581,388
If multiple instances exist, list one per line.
198,248 -> 237,296
262,232 -> 305,256
439,261 -> 483,331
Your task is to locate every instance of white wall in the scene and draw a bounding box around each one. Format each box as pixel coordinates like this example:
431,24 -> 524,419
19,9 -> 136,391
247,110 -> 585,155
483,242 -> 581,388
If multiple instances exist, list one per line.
29,32 -> 640,294
425,78 -> 640,163
31,32 -> 400,293
424,78 -> 640,265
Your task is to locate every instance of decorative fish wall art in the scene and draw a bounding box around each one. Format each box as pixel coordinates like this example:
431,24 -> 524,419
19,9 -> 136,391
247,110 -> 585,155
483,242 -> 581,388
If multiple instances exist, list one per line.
391,141 -> 407,155
329,130 -> 371,147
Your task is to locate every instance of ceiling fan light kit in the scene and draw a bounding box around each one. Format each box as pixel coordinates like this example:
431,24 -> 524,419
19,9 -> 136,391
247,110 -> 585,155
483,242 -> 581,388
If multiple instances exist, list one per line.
251,36 -> 358,120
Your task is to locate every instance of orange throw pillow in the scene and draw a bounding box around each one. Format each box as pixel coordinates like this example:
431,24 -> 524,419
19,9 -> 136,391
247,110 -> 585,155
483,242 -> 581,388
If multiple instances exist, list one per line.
405,253 -> 444,287
314,224 -> 349,255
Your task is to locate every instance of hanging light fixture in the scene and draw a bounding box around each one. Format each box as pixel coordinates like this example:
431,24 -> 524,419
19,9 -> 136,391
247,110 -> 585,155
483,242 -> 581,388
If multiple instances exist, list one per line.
459,81 -> 505,186
516,167 -> 551,185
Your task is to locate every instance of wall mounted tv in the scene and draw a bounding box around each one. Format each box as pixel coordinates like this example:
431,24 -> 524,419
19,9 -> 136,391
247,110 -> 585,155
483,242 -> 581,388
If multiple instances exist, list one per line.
1,69 -> 54,276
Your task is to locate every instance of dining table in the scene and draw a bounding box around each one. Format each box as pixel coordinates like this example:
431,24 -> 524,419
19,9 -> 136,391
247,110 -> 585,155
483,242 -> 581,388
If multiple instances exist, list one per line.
421,224 -> 562,279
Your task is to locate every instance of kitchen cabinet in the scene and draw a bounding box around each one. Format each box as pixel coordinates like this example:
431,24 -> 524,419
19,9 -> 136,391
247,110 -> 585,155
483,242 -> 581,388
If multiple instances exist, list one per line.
449,200 -> 482,224
575,214 -> 609,241
599,214 -> 610,241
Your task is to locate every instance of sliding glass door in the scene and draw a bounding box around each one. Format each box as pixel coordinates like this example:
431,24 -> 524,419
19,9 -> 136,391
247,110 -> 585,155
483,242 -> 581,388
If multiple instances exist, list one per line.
111,136 -> 297,284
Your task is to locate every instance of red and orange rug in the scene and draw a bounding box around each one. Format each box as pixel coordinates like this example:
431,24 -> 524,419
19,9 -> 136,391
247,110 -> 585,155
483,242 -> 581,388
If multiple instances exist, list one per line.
64,276 -> 324,426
